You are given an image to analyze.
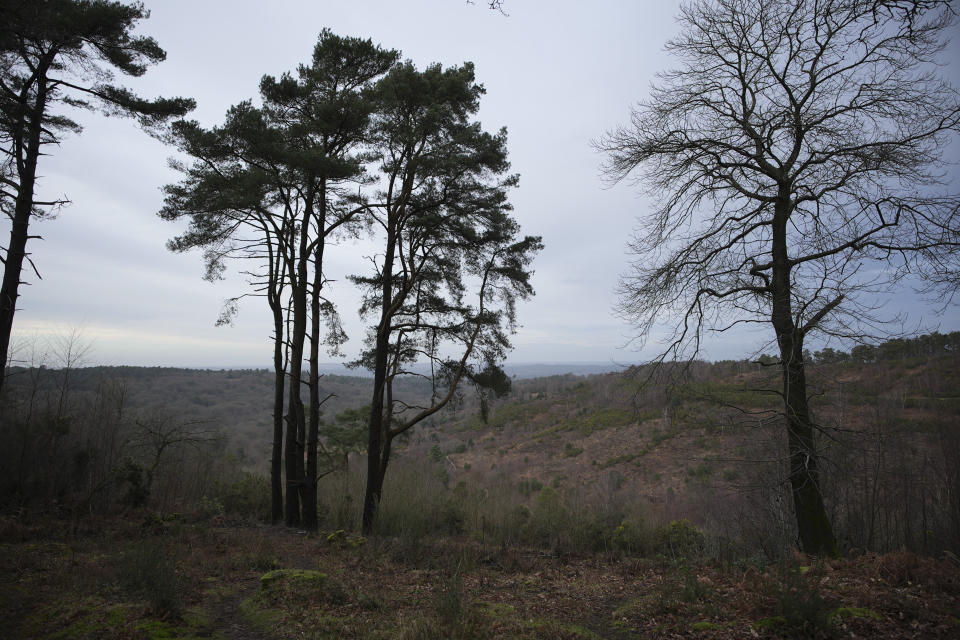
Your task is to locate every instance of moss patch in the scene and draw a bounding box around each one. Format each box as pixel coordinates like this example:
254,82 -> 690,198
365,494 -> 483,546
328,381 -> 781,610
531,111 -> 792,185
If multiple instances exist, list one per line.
828,606 -> 883,624
753,616 -> 787,630
260,568 -> 327,592
524,617 -> 603,639
25,596 -> 140,639
238,597 -> 281,634
259,568 -> 327,592
257,568 -> 337,605
477,601 -> 516,618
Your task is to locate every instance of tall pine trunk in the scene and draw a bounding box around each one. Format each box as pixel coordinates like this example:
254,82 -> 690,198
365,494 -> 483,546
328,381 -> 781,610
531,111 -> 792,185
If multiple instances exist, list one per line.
303,181 -> 327,532
284,194 -> 314,527
362,214 -> 396,535
0,70 -> 48,395
284,283 -> 306,526
269,284 -> 285,524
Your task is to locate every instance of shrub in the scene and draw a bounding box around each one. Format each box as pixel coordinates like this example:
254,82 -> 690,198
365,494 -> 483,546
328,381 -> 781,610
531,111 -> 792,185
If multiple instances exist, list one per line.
612,517 -> 654,555
562,442 -> 584,458
517,478 -> 543,497
210,471 -> 270,519
116,539 -> 181,615
373,465 -> 466,542
756,562 -> 830,635
522,487 -> 570,550
656,519 -> 705,558
433,569 -> 465,628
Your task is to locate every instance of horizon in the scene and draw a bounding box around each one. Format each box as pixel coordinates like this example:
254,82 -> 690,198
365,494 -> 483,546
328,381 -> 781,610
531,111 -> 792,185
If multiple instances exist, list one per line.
6,330 -> 943,377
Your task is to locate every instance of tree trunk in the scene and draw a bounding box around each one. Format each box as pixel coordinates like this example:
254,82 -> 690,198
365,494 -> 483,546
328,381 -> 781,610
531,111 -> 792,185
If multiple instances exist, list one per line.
362,215 -> 396,535
284,197 -> 313,527
269,290 -> 285,524
284,301 -> 306,526
376,430 -> 394,502
780,337 -> 838,555
771,192 -> 838,557
0,72 -> 48,396
0,190 -> 33,394
303,180 -> 327,533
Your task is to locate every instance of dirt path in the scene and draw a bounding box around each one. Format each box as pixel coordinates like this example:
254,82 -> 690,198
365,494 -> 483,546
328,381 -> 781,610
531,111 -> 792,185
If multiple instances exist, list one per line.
205,577 -> 262,640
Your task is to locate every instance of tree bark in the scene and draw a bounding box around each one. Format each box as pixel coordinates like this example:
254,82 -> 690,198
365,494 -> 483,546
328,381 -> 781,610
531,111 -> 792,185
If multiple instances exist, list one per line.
771,193 -> 838,556
362,213 -> 396,535
269,280 -> 285,524
284,193 -> 314,527
303,179 -> 327,532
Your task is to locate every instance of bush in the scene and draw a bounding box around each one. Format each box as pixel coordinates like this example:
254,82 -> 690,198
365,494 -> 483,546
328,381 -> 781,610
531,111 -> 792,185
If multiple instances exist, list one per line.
562,442 -> 584,458
755,562 -> 830,636
373,465 -> 466,542
433,569 -> 465,628
612,517 -> 654,555
656,519 -> 705,558
209,471 -> 270,519
517,478 -> 543,497
522,486 -> 570,549
116,539 -> 181,615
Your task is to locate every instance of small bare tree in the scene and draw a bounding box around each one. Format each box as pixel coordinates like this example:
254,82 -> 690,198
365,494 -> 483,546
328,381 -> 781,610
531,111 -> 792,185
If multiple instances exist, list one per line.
600,0 -> 960,555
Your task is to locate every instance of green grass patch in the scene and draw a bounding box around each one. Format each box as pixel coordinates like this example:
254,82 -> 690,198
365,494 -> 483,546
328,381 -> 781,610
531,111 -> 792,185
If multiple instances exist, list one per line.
257,568 -> 349,606
753,616 -> 787,630
679,381 -> 780,409
562,442 -> 584,458
828,607 -> 882,624
238,597 -> 281,635
523,618 -> 603,639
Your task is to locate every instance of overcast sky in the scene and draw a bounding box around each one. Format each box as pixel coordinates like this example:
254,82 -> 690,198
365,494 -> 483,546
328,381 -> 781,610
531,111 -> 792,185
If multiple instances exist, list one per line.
8,0 -> 960,369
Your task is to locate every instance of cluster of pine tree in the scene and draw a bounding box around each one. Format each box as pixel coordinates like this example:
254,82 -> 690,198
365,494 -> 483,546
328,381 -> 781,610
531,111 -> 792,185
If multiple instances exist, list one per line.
160,31 -> 540,532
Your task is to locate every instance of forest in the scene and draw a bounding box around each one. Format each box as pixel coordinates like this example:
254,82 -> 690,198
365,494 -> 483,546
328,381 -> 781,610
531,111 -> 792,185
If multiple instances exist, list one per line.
2,0 -> 960,639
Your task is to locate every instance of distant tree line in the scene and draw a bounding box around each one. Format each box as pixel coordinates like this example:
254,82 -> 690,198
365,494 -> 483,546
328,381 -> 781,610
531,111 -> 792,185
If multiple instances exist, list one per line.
809,332 -> 960,365
745,331 -> 960,366
0,333 -> 231,518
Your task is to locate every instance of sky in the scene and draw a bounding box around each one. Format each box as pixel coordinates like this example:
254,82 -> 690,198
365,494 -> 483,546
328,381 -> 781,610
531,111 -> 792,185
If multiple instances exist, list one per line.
7,0 -> 960,369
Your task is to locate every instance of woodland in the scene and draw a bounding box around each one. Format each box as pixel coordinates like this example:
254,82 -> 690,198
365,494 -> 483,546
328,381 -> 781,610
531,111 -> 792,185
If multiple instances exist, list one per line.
2,0 -> 960,638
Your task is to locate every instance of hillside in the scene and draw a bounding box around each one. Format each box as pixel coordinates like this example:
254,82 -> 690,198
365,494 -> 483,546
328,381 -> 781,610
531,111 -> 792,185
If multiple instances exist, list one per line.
398,353 -> 960,554
2,353 -> 960,639
3,349 -> 960,639
5,346 -> 957,554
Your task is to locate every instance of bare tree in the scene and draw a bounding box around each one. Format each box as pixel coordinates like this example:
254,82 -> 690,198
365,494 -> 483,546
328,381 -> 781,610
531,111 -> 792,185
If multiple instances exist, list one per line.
599,0 -> 960,555
129,414 -> 221,504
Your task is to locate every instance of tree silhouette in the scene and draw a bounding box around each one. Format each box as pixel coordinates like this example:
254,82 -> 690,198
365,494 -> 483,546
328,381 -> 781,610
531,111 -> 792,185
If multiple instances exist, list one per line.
162,32 -> 397,528
356,61 -> 540,533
